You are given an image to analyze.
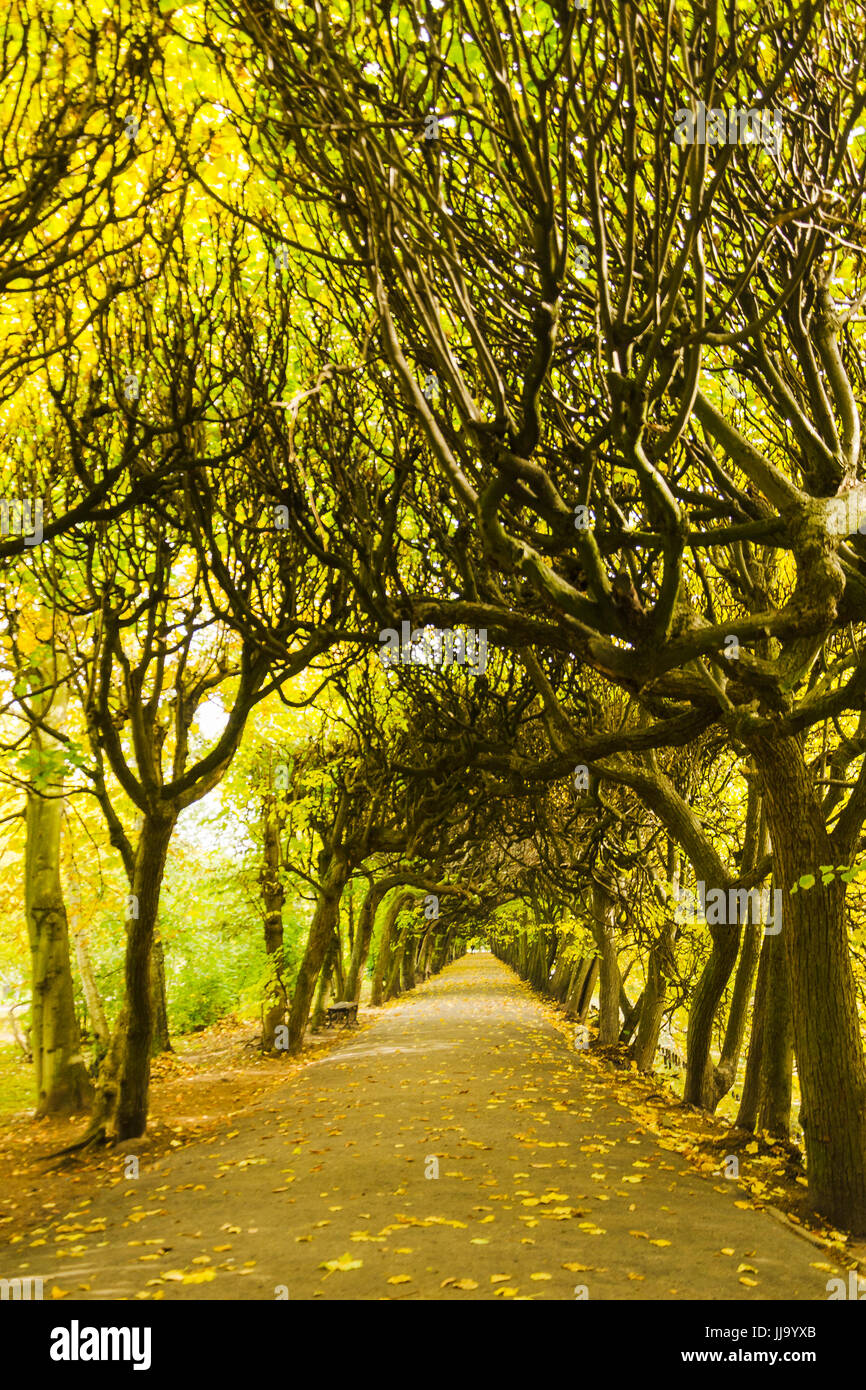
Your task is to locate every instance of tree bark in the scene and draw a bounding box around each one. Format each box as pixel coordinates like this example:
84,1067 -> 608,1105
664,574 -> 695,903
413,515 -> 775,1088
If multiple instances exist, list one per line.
260,796 -> 288,1051
750,732 -> 866,1232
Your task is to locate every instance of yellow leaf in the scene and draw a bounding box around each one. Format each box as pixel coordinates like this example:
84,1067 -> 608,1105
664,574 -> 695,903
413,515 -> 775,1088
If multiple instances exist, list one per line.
452,1278 -> 479,1290
720,1248 -> 735,1256
530,1272 -> 552,1280
649,1239 -> 671,1247
387,1275 -> 411,1284
320,1253 -> 363,1273
739,1277 -> 758,1287
737,1264 -> 758,1274
182,1269 -> 216,1284
561,1262 -> 591,1272
490,1274 -> 512,1283
493,1287 -> 519,1297
50,1287 -> 71,1299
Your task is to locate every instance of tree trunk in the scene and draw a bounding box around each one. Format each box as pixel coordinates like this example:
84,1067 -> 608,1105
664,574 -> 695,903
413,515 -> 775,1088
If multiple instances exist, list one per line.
400,931 -> 416,992
548,938 -> 574,1001
632,922 -> 675,1072
576,959 -> 599,1023
384,928 -> 406,1000
287,850 -> 350,1053
346,881 -> 387,1002
736,934 -> 768,1133
750,732 -> 866,1232
430,924 -> 455,974
90,812 -> 175,1140
756,917 -> 794,1138
619,984 -> 641,1044
149,929 -> 171,1055
23,676 -> 92,1115
684,912 -> 741,1108
710,917 -> 761,1109
736,923 -> 794,1138
591,877 -> 620,1045
370,891 -> 413,1006
417,926 -> 433,981
565,957 -> 589,1015
311,931 -> 339,1030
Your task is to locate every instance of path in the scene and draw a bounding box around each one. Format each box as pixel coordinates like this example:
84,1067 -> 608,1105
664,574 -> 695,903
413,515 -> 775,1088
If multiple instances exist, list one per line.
2,954 -> 849,1300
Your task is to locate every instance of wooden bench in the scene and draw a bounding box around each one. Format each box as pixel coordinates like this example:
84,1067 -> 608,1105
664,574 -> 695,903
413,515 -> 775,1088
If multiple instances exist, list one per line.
324,1001 -> 359,1028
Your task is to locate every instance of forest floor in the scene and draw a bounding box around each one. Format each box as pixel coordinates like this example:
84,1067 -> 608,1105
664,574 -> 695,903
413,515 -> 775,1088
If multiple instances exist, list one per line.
0,953 -> 863,1301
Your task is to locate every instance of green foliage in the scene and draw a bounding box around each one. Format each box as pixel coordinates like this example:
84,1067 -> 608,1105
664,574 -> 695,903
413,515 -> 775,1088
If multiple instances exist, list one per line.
790,862 -> 866,893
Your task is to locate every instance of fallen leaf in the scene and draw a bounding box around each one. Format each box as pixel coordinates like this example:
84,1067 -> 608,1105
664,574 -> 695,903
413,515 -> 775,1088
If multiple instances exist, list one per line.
320,1253 -> 362,1274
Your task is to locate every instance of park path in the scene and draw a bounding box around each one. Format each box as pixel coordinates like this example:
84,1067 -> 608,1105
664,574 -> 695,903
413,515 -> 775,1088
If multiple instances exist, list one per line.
2,953 -> 849,1300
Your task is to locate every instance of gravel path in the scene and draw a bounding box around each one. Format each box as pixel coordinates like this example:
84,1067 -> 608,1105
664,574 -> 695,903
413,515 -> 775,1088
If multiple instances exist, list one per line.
3,953 -> 850,1301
